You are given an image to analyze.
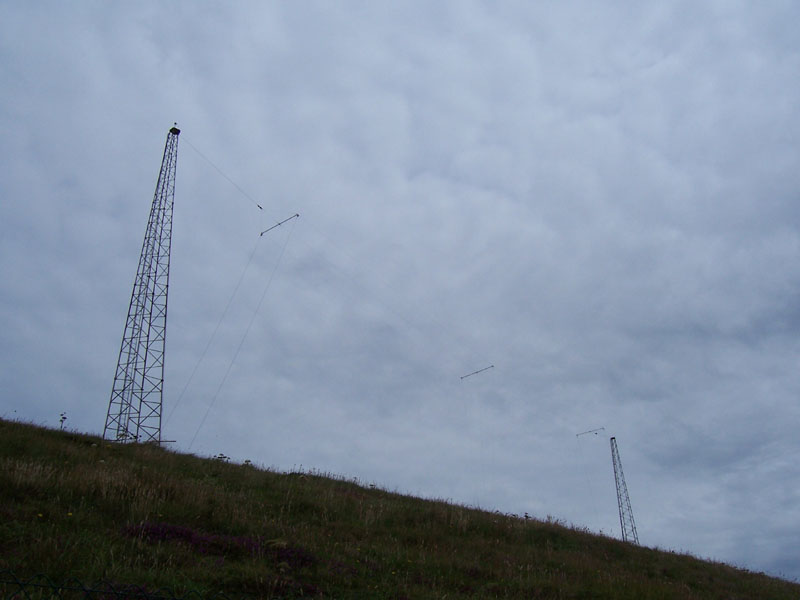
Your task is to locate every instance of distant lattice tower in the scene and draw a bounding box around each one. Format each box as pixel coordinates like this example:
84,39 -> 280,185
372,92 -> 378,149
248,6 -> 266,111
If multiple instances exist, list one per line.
104,126 -> 180,443
610,436 -> 639,544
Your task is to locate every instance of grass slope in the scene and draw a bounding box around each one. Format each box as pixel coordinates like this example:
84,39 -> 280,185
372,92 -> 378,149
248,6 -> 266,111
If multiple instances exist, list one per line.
1,418 -> 796,599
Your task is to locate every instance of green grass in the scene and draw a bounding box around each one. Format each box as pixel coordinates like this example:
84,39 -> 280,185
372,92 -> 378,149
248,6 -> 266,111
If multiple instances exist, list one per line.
1,418 -> 797,599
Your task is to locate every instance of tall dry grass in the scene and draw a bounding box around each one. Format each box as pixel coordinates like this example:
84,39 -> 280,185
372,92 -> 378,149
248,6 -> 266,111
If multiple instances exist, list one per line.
1,418 -> 797,599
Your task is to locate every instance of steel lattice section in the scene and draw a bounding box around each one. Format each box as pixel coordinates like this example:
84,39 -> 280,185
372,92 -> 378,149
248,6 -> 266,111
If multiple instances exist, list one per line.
610,436 -> 639,544
104,126 -> 180,443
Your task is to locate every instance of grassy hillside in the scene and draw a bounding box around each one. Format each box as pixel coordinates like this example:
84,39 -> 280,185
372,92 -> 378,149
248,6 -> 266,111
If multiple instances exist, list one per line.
1,418 -> 797,599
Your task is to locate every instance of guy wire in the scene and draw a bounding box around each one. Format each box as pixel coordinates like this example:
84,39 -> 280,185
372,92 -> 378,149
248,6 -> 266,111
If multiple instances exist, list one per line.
183,136 -> 264,211
165,238 -> 262,428
189,217 -> 299,449
181,135 -> 492,387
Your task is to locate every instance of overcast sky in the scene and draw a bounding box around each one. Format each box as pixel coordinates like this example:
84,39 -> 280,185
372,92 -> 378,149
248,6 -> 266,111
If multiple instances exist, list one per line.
2,0 -> 800,582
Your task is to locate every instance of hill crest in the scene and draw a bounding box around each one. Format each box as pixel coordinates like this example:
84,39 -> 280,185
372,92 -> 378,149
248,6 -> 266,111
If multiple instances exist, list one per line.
1,418 -> 797,598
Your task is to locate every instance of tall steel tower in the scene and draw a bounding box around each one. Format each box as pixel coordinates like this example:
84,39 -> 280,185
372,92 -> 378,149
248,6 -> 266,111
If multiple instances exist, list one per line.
104,126 -> 180,443
610,436 -> 639,544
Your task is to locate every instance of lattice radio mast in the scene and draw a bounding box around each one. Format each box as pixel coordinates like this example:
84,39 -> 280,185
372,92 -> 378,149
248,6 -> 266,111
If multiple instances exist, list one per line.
104,125 -> 180,443
610,436 -> 639,544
